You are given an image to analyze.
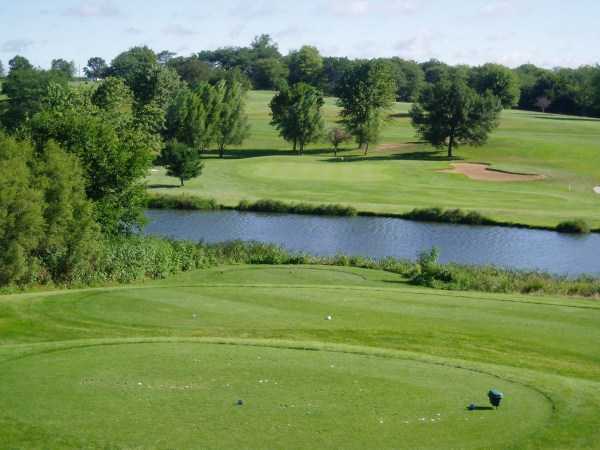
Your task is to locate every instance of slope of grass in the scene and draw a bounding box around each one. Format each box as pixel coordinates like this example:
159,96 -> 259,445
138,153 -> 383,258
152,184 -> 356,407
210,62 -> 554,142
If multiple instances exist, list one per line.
148,91 -> 600,228
1,265 -> 599,449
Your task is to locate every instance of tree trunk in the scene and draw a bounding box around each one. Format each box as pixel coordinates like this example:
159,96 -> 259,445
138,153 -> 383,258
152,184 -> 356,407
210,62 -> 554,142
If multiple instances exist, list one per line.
180,177 -> 184,187
219,145 -> 224,159
447,134 -> 454,158
364,142 -> 369,156
334,145 -> 337,157
293,139 -> 297,153
299,142 -> 304,155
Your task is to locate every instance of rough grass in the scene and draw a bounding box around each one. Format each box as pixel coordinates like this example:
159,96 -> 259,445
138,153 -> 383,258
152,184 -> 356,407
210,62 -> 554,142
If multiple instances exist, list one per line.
0,265 -> 598,449
147,91 -> 600,229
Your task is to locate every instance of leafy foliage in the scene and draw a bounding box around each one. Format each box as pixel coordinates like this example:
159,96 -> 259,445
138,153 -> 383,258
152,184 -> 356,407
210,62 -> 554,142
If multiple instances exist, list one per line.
29,82 -> 154,235
0,133 -> 99,286
469,63 -> 521,108
270,83 -> 325,153
410,74 -> 502,157
336,60 -> 396,154
160,141 -> 204,186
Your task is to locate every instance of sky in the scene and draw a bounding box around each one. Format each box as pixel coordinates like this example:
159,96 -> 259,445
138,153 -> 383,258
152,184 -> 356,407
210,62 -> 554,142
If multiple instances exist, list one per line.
1,0 -> 599,73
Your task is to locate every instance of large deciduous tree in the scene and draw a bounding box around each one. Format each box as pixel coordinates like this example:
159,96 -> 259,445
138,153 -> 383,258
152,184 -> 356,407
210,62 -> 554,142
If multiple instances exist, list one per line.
84,57 -> 108,80
336,60 -> 396,154
270,82 -> 324,154
410,75 -> 501,158
1,65 -> 69,131
215,78 -> 250,158
51,59 -> 76,79
29,82 -> 154,235
469,63 -> 520,109
287,46 -> 324,86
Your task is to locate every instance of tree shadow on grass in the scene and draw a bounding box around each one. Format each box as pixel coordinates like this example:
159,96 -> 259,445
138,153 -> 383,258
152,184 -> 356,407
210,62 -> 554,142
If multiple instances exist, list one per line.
533,115 -> 600,122
147,184 -> 180,189
323,151 -> 464,163
201,147 -> 339,159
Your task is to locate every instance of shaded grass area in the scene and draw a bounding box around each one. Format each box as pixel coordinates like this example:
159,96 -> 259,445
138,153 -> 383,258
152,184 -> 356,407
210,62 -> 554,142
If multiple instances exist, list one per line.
147,91 -> 600,229
0,265 -> 599,449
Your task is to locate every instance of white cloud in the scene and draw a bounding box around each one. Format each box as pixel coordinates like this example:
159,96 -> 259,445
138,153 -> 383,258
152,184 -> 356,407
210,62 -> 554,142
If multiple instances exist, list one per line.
1,39 -> 35,53
63,1 -> 121,18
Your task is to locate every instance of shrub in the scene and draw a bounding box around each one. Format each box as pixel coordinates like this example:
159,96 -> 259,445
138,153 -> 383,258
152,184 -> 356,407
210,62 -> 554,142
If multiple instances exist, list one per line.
401,208 -> 495,226
146,193 -> 220,211
556,220 -> 590,234
237,199 -> 357,217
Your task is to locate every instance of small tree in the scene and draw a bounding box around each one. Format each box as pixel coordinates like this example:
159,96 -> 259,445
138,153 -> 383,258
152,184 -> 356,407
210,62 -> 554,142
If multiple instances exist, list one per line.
270,83 -> 325,154
328,128 -> 352,156
535,96 -> 552,113
410,75 -> 501,158
161,141 -> 204,186
215,79 -> 250,158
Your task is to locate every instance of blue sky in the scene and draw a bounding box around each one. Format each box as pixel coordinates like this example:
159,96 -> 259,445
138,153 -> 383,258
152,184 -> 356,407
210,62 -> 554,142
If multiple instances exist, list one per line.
1,0 -> 598,72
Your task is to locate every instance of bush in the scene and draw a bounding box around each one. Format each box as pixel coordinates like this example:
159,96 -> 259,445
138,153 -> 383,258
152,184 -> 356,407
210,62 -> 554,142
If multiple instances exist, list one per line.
556,219 -> 590,234
146,193 -> 220,211
401,208 -> 495,226
237,199 -> 357,217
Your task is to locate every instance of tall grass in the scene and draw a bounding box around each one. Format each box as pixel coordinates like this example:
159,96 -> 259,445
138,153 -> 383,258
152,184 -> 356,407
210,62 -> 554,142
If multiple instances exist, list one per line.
4,236 -> 600,298
146,193 -> 220,211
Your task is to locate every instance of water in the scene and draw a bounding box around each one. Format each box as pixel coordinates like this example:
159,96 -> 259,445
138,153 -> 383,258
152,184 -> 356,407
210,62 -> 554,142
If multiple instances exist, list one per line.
145,210 -> 600,276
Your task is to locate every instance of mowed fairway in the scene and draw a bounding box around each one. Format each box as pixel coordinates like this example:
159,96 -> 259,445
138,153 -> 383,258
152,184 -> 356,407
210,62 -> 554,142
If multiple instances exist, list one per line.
1,266 -> 599,449
148,91 -> 600,228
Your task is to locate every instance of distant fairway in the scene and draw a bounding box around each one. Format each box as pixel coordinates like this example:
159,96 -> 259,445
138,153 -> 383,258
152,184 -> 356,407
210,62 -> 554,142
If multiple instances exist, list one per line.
1,266 -> 599,449
148,91 -> 600,228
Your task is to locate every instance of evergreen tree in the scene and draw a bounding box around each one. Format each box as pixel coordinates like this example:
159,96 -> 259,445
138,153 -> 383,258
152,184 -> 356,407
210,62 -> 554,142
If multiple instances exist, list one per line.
215,79 -> 250,158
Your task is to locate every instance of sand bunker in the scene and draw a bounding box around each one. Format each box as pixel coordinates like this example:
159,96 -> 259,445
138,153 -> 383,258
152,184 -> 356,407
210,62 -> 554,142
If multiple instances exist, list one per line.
440,163 -> 545,182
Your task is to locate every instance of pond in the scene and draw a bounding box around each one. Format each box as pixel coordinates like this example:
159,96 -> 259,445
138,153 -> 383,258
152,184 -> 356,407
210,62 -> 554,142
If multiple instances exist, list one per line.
145,210 -> 600,277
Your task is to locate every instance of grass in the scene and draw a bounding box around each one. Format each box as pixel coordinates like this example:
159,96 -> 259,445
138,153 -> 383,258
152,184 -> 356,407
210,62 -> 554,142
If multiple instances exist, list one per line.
1,265 -> 599,449
147,91 -> 600,229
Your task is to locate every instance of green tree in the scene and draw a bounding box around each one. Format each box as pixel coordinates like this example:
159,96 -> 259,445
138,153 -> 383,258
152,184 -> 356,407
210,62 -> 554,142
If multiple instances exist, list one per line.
34,141 -> 100,282
287,46 -> 324,86
469,63 -> 520,108
0,60 -> 5,78
215,78 -> 250,158
8,55 -> 33,72
161,140 -> 204,186
51,59 -> 76,79
30,82 -> 154,235
1,66 -> 69,131
0,133 -> 44,285
84,57 -> 108,80
167,56 -> 213,88
165,87 -> 199,146
0,132 -> 98,286
336,60 -> 396,154
410,75 -> 501,158
270,83 -> 324,154
91,77 -> 133,112
251,57 -> 289,90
